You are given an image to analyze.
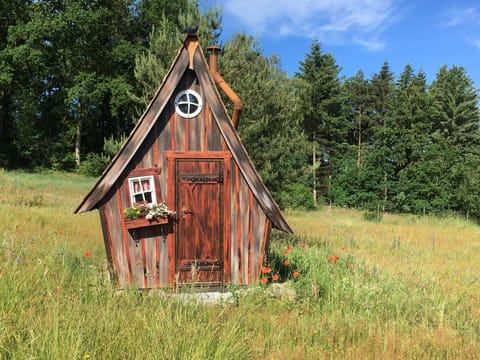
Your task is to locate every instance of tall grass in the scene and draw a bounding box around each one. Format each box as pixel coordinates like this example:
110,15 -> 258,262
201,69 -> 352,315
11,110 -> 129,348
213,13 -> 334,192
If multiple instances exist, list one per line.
1,170 -> 480,359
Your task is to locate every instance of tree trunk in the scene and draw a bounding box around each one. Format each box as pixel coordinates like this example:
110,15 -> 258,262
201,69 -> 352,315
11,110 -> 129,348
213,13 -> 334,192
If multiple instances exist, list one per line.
0,90 -> 5,147
75,102 -> 82,167
312,130 -> 317,206
357,106 -> 362,168
383,172 -> 387,212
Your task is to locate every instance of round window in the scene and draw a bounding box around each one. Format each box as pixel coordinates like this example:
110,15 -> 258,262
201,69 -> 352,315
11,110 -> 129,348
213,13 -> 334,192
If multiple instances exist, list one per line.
174,90 -> 203,118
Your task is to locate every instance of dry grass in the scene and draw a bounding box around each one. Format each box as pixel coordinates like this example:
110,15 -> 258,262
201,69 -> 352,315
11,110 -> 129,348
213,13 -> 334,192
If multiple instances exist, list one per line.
1,170 -> 480,359
287,207 -> 480,286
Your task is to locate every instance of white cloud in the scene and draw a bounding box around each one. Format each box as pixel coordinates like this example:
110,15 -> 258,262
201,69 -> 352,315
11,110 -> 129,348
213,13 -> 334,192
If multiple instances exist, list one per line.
353,36 -> 385,51
223,0 -> 395,50
441,7 -> 479,27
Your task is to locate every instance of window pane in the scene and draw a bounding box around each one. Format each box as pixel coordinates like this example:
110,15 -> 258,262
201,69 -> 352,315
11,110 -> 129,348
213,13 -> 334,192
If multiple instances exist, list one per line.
144,192 -> 152,203
134,194 -> 144,203
189,94 -> 198,104
132,180 -> 141,193
141,179 -> 150,191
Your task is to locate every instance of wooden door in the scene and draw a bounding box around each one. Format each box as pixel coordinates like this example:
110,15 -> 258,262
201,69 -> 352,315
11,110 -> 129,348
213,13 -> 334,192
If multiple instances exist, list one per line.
175,158 -> 224,287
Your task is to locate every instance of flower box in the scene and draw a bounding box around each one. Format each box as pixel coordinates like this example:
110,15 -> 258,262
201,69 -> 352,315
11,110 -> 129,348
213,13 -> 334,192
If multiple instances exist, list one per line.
123,216 -> 169,230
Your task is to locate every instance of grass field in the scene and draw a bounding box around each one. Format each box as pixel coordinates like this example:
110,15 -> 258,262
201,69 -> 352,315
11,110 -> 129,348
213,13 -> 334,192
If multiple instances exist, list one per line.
1,169 -> 480,359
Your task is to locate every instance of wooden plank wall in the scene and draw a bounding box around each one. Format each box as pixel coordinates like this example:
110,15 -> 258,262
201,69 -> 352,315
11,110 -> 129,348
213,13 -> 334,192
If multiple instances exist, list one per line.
230,160 -> 268,284
99,69 -> 269,288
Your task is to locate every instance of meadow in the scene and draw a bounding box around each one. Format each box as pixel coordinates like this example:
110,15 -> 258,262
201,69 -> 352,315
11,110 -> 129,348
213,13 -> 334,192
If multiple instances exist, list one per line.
1,169 -> 480,359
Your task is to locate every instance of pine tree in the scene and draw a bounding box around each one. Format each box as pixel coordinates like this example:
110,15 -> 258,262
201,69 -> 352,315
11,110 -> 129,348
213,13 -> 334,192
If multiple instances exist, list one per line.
133,1 -> 222,110
220,33 -> 311,208
295,40 -> 344,204
367,61 -> 396,210
430,65 -> 480,154
342,70 -> 373,168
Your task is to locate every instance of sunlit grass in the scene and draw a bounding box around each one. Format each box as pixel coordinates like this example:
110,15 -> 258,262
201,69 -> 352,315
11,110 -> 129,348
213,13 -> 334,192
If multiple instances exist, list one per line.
1,170 -> 480,359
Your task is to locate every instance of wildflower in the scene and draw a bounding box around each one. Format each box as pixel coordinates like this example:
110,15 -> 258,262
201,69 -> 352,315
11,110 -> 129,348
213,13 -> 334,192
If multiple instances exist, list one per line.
261,266 -> 272,274
286,245 -> 292,251
284,259 -> 290,266
341,246 -> 346,251
57,229 -> 65,235
16,257 -> 21,263
84,250 -> 92,258
261,277 -> 268,284
282,250 -> 289,255
328,255 -> 339,263
293,271 -> 299,279
272,274 -> 279,281
84,355 -> 91,360
301,243 -> 306,248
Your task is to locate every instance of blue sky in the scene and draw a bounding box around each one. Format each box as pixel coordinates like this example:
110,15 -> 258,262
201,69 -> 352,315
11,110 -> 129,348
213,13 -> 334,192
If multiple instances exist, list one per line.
204,0 -> 480,88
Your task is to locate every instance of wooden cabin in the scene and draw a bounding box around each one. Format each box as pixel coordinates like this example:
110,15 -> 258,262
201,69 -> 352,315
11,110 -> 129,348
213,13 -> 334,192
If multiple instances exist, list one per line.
75,33 -> 293,289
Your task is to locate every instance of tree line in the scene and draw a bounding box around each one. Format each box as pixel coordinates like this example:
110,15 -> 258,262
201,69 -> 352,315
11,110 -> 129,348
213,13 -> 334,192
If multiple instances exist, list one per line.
1,1 -> 479,219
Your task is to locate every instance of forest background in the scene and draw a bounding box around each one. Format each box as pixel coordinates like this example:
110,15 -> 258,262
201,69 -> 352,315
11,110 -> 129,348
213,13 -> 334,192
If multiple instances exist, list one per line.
1,0 -> 480,220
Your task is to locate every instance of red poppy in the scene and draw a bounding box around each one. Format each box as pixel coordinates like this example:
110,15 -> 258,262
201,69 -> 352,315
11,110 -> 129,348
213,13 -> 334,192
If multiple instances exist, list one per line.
293,271 -> 299,279
261,266 -> 272,274
84,250 -> 92,258
57,229 -> 65,236
284,259 -> 290,266
261,277 -> 268,284
286,245 -> 292,251
328,255 -> 339,263
301,243 -> 306,248
283,250 -> 289,255
272,274 -> 279,281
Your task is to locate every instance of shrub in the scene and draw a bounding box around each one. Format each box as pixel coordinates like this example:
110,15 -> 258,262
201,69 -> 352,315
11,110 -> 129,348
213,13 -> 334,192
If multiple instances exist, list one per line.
77,152 -> 111,177
278,183 -> 316,210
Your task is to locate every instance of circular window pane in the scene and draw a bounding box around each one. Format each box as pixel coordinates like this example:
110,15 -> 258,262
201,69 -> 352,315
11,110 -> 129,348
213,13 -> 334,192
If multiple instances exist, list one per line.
174,90 -> 203,118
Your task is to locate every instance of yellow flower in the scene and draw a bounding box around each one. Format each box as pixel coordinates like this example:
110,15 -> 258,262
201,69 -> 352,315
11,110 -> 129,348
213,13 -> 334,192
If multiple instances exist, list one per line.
84,355 -> 91,359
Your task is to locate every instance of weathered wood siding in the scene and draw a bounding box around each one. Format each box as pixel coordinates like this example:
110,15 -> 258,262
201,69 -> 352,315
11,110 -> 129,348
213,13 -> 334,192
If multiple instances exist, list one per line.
98,68 -> 269,288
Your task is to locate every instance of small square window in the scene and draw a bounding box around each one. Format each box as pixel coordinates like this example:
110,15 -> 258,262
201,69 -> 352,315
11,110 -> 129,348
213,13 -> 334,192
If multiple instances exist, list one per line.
128,175 -> 157,205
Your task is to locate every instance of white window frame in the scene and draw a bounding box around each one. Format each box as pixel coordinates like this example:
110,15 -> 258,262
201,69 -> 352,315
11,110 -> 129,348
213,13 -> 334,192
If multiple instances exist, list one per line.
128,175 -> 157,205
174,89 -> 203,118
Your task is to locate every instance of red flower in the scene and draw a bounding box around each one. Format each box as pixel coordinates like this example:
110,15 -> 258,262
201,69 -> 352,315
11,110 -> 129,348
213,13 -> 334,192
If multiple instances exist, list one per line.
286,245 -> 292,251
57,229 -> 65,236
328,255 -> 339,263
301,243 -> 306,248
284,259 -> 290,266
261,266 -> 272,274
283,250 -> 289,255
293,271 -> 299,279
261,277 -> 268,284
84,250 -> 92,258
272,274 -> 279,281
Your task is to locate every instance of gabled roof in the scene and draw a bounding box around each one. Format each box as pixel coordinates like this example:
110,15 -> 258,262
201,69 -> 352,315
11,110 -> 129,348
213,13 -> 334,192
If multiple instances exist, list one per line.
75,34 -> 292,234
